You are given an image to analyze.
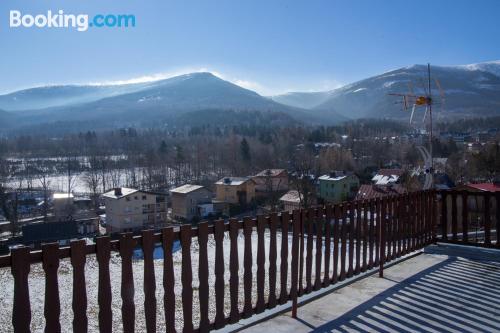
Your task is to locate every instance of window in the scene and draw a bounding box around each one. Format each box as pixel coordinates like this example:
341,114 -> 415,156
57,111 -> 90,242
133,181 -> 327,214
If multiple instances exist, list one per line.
134,196 -> 138,200
142,195 -> 147,200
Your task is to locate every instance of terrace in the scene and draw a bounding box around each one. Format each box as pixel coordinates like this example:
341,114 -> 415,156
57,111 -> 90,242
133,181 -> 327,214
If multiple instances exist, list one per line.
0,189 -> 498,332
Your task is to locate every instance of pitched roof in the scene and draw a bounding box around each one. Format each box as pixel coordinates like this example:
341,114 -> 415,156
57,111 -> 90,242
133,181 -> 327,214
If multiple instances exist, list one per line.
279,190 -> 302,203
102,187 -> 138,199
372,169 -> 404,185
170,184 -> 206,194
216,177 -> 253,186
319,171 -> 353,181
465,183 -> 500,192
356,184 -> 406,200
254,169 -> 287,177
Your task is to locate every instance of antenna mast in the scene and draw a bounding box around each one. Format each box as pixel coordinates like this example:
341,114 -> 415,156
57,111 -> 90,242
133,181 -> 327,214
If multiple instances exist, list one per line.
427,63 -> 434,187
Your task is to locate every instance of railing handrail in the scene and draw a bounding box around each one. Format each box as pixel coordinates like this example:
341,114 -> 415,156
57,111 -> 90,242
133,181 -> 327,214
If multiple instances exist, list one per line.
2,188 -> 497,332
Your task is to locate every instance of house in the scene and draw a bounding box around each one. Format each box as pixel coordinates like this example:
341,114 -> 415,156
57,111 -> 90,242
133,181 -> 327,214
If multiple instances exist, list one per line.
372,169 -> 405,185
170,184 -> 212,222
279,190 -> 303,212
215,177 -> 256,205
252,169 -> 289,193
355,184 -> 406,201
102,187 -> 167,233
53,193 -> 74,218
318,171 -> 359,203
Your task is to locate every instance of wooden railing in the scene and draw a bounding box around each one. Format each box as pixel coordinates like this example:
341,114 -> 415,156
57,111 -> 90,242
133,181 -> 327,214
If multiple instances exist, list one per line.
0,190 -> 438,332
436,190 -> 500,247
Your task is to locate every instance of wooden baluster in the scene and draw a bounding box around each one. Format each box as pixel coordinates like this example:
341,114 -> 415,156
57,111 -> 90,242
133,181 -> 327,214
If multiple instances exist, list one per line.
391,196 -> 397,259
409,193 -> 415,251
214,220 -> 225,328
323,205 -> 332,285
383,197 -> 390,260
361,200 -> 368,272
197,223 -> 210,332
298,210 -> 306,295
399,196 -> 405,255
368,200 -> 374,268
96,237 -> 112,333
441,191 -> 448,241
451,192 -> 458,242
162,228 -> 176,333
279,212 -> 289,304
416,192 -> 421,249
347,203 -> 354,277
243,217 -> 253,318
379,198 -> 386,277
332,205 -> 340,283
496,193 -> 500,248
229,219 -> 240,322
340,204 -> 347,281
11,246 -> 31,333
142,230 -> 157,333
291,210 -> 300,317
423,192 -> 428,245
306,209 -> 314,290
314,217 -> 323,290
355,201 -> 362,274
120,233 -> 136,333
374,199 -> 380,266
256,215 -> 266,313
484,193 -> 491,246
43,242 -> 61,333
268,214 -> 278,306
180,225 -> 194,332
70,240 -> 87,333
462,192 -> 469,243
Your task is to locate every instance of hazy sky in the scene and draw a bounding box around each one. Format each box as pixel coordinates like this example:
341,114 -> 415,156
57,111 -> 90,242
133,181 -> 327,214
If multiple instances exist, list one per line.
1,0 -> 499,95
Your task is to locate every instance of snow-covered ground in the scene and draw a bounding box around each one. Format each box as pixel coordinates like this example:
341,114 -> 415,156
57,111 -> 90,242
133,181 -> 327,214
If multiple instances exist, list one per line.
0,231 -> 364,332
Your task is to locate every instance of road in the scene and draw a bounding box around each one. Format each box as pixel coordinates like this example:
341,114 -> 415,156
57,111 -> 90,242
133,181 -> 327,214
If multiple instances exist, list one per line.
417,145 -> 433,189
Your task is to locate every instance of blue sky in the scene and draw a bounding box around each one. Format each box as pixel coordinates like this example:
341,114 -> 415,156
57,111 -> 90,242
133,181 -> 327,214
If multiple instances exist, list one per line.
1,0 -> 499,95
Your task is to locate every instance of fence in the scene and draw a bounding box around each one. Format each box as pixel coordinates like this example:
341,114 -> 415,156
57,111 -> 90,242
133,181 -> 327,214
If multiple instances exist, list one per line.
437,189 -> 500,247
0,190 -> 439,332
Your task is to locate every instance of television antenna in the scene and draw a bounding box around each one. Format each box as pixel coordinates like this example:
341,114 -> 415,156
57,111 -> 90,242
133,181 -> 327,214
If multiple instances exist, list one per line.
388,63 -> 445,187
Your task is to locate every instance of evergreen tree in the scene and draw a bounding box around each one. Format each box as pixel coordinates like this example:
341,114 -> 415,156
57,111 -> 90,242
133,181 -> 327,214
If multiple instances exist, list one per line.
240,138 -> 251,162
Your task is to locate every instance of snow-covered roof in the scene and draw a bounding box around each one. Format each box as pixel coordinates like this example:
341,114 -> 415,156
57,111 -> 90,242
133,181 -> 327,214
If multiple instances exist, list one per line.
254,169 -> 286,177
53,193 -> 74,199
216,177 -> 252,186
170,184 -> 206,194
279,190 -> 302,203
102,187 -> 138,199
319,171 -> 353,181
319,174 -> 346,181
372,169 -> 404,185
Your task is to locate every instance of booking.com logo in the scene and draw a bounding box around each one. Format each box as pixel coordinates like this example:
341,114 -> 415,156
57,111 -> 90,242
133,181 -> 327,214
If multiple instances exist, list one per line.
9,10 -> 136,32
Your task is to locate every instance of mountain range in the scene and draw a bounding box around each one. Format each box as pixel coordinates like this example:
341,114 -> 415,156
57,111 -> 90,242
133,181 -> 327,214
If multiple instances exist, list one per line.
1,60 -> 499,133
271,61 -> 500,121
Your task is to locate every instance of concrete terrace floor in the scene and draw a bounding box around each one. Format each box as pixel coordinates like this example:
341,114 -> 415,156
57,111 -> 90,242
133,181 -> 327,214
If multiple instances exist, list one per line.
236,244 -> 500,333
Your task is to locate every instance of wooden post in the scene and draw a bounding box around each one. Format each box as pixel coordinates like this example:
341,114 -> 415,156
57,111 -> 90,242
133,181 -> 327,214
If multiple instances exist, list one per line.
291,210 -> 300,318
379,198 -> 386,278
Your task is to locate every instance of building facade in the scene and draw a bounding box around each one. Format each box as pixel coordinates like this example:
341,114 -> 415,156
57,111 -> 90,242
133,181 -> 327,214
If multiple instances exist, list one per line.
102,188 -> 167,233
318,172 -> 359,203
252,169 -> 289,193
170,184 -> 212,222
215,177 -> 256,205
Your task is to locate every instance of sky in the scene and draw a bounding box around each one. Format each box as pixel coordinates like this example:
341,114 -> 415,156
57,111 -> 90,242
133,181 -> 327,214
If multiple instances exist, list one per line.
1,0 -> 500,95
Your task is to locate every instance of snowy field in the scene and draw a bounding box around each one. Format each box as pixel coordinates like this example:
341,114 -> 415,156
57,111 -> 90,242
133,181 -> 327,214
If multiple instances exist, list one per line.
0,231 -> 364,332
